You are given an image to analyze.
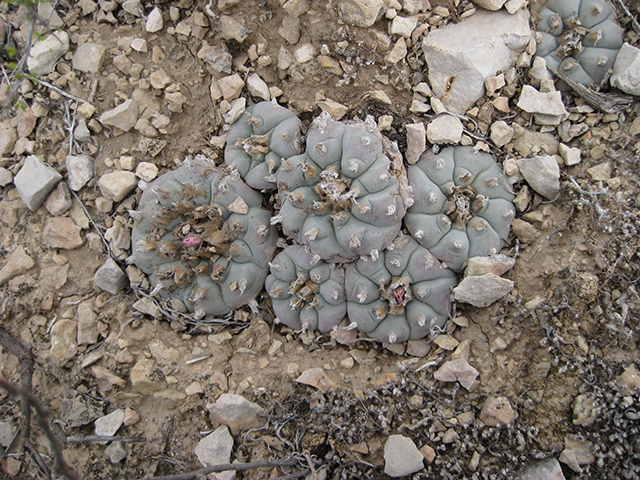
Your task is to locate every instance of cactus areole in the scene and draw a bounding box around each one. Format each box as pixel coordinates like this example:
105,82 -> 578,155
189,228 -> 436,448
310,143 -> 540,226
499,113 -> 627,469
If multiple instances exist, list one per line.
130,156 -> 278,316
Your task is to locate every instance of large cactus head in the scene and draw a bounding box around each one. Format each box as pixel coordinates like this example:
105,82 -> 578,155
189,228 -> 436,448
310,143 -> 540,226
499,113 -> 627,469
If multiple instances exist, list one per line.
225,101 -> 304,190
405,147 -> 515,273
265,245 -> 347,333
275,113 -> 412,263
345,235 -> 458,344
131,156 -> 278,316
532,0 -> 623,85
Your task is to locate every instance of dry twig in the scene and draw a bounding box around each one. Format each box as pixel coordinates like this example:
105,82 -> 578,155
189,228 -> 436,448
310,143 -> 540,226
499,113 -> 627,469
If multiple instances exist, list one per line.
140,457 -> 301,480
550,68 -> 633,114
0,327 -> 78,480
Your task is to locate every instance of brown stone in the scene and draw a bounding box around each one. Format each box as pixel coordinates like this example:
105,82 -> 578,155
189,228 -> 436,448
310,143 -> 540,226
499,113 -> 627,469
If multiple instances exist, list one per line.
479,395 -> 517,426
43,217 -> 84,249
0,246 -> 35,286
50,319 -> 78,363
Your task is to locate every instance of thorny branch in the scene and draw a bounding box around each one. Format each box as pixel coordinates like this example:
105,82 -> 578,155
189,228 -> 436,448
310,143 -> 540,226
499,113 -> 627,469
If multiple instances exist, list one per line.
0,327 -> 79,480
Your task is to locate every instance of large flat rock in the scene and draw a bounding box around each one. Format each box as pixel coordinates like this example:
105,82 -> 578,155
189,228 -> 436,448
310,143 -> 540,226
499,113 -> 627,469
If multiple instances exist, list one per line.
422,8 -> 530,114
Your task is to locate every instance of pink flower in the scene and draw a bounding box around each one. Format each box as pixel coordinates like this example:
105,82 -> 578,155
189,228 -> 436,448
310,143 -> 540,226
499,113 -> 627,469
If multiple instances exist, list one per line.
183,236 -> 202,248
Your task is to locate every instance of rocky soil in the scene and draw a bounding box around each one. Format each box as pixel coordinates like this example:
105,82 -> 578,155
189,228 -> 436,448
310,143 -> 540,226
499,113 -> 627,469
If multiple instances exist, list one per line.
1,0 -> 640,479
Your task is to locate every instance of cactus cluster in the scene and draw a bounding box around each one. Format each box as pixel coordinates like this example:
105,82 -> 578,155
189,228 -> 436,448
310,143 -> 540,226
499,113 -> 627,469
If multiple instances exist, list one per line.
130,156 -> 278,316
533,0 -> 623,86
132,102 -> 516,344
274,113 -> 412,263
405,147 -> 516,273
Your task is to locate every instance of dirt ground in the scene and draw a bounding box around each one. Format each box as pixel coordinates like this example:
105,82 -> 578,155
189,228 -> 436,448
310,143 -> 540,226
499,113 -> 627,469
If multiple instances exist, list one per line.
1,0 -> 640,479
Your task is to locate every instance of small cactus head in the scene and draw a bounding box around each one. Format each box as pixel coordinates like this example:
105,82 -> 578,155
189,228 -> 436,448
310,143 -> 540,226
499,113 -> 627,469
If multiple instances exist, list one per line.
405,147 -> 515,272
345,235 -> 458,344
533,0 -> 622,87
276,113 -> 412,263
225,101 -> 304,190
131,156 -> 278,316
265,245 -> 347,333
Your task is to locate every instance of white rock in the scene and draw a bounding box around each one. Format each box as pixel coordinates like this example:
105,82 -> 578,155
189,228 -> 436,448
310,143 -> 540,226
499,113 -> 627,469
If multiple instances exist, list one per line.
389,16 -> 417,38
14,155 -> 62,211
206,394 -> 266,435
384,435 -> 424,477
0,120 -> 17,156
246,73 -> 270,101
219,15 -> 251,43
465,254 -> 516,277
223,97 -> 246,124
146,7 -> 163,32
517,85 -> 568,116
73,119 -> 92,143
504,0 -> 527,14
95,409 -> 125,437
490,120 -> 514,147
105,441 -> 127,464
98,171 -> 138,202
135,162 -> 158,183
453,274 -> 514,307
405,122 -> 426,164
72,43 -> 107,73
66,155 -> 94,191
194,425 -> 233,468
517,458 -> 566,480
99,99 -> 139,132
294,43 -> 315,63
517,155 -> 560,199
122,0 -> 144,17
559,143 -> 581,166
317,99 -> 348,120
473,0 -> 507,10
528,56 -> 554,88
434,358 -> 479,390
610,43 -> 640,96
93,258 -> 127,295
340,0 -> 385,27
422,8 -> 530,114
27,31 -> 70,75
427,115 -> 463,144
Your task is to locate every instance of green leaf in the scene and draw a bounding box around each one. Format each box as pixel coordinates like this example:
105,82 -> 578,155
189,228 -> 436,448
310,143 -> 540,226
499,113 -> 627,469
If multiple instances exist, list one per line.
6,62 -> 17,70
6,46 -> 16,57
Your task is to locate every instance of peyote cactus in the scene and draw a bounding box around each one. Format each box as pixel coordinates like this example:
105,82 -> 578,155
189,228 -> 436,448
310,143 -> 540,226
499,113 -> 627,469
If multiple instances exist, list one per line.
532,0 -> 623,86
225,101 -> 304,190
265,245 -> 347,333
404,147 -> 515,273
130,156 -> 278,316
345,235 -> 458,344
274,113 -> 412,263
